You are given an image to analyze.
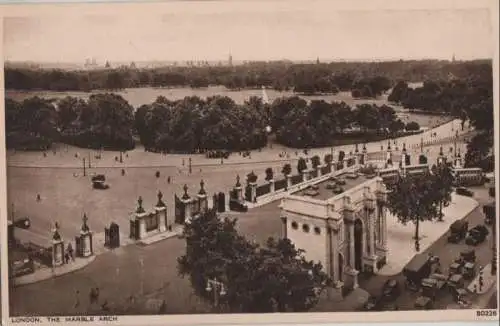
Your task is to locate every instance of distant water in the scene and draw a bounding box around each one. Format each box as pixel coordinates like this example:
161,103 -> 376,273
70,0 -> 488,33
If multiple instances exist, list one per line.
5,86 -> 391,108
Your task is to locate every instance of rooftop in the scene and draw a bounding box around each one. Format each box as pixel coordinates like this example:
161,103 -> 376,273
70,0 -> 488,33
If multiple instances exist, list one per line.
293,173 -> 372,201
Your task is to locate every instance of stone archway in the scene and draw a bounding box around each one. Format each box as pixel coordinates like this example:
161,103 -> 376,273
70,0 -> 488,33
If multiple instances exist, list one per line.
354,219 -> 363,271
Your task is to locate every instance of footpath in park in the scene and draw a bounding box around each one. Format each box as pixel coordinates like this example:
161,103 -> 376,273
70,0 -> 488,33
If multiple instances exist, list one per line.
377,193 -> 479,276
6,119 -> 467,169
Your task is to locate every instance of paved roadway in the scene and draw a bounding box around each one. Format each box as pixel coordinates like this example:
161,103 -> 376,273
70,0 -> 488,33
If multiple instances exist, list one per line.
9,140 -> 474,316
9,200 -> 283,316
359,186 -> 498,311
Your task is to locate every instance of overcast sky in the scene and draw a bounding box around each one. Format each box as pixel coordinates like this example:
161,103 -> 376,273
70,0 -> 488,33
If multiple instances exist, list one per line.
3,1 -> 495,63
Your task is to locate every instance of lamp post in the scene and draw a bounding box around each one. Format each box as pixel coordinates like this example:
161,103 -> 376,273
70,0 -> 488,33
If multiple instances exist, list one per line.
206,277 -> 226,309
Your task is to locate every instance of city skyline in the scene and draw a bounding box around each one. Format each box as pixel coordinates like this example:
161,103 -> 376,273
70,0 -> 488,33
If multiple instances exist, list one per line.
3,2 -> 495,64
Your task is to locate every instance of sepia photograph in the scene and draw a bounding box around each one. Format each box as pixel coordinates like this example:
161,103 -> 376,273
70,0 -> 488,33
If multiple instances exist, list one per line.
0,0 -> 498,324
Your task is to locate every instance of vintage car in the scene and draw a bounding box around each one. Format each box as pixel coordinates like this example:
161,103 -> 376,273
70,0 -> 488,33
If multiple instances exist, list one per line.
362,296 -> 381,311
345,173 -> 359,180
466,225 -> 489,246
403,253 -> 433,290
336,179 -> 347,185
325,182 -> 337,190
13,217 -> 31,229
304,189 -> 320,197
332,186 -> 344,194
414,296 -> 433,310
462,262 -> 476,280
449,262 -> 463,276
381,279 -> 401,301
447,220 -> 469,243
461,249 -> 476,262
456,187 -> 474,197
447,274 -> 465,292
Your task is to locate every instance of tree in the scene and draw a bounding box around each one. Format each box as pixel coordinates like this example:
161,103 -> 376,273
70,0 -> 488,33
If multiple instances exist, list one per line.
297,157 -> 308,174
431,164 -> 454,222
388,81 -> 409,103
56,96 -> 87,131
178,209 -> 330,313
178,209 -> 256,307
389,119 -> 405,135
405,121 -> 420,131
227,238 -> 329,312
387,172 -> 440,251
265,167 -> 274,181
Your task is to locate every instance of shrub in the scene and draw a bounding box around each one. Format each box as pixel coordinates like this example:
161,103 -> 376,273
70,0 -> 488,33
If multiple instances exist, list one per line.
405,121 -> 420,131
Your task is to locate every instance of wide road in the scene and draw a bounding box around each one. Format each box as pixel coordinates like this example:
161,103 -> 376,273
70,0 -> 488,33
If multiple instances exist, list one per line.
9,140 -> 472,316
359,186 -> 497,311
9,199 -> 284,316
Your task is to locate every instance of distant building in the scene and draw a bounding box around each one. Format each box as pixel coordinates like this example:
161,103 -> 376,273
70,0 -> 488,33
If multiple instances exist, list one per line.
84,58 -> 99,70
228,54 -> 233,66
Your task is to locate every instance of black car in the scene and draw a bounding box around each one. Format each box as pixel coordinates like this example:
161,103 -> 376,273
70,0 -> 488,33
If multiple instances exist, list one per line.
362,296 -> 381,311
456,187 -> 474,197
13,217 -> 31,229
465,226 -> 488,246
381,279 -> 401,301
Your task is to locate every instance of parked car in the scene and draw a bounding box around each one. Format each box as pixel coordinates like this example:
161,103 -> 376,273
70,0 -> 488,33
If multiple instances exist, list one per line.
466,225 -> 488,245
381,279 -> 401,301
421,278 -> 442,299
456,187 -> 474,197
362,296 -> 381,311
404,253 -> 433,289
332,186 -> 344,194
13,217 -> 31,229
449,262 -> 463,276
459,249 -> 476,263
336,179 -> 346,185
462,262 -> 476,280
447,274 -> 465,292
414,296 -> 433,310
447,220 -> 469,243
326,182 -> 337,189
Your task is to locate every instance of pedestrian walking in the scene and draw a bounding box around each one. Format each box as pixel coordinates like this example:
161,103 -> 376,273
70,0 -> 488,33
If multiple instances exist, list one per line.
74,290 -> 80,308
67,242 -> 74,261
36,194 -> 41,202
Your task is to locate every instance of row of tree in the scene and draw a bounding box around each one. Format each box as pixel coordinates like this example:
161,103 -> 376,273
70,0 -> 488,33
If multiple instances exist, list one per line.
6,93 -> 423,152
5,59 -> 491,96
178,209 -> 329,313
388,76 -> 493,118
135,96 -> 268,153
5,94 -> 136,150
271,97 -> 416,148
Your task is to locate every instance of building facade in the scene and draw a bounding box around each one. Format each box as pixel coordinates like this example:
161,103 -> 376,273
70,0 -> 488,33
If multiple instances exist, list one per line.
279,177 -> 389,290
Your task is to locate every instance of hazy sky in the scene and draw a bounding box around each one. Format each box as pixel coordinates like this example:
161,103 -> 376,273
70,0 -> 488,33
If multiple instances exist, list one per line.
3,1 -> 495,63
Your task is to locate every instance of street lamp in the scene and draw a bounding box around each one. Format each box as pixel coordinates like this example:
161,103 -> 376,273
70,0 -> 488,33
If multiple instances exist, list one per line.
206,278 -> 226,308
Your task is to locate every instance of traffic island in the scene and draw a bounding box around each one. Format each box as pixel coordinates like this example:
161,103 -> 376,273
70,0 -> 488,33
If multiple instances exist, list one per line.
377,193 -> 479,276
13,255 -> 96,286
